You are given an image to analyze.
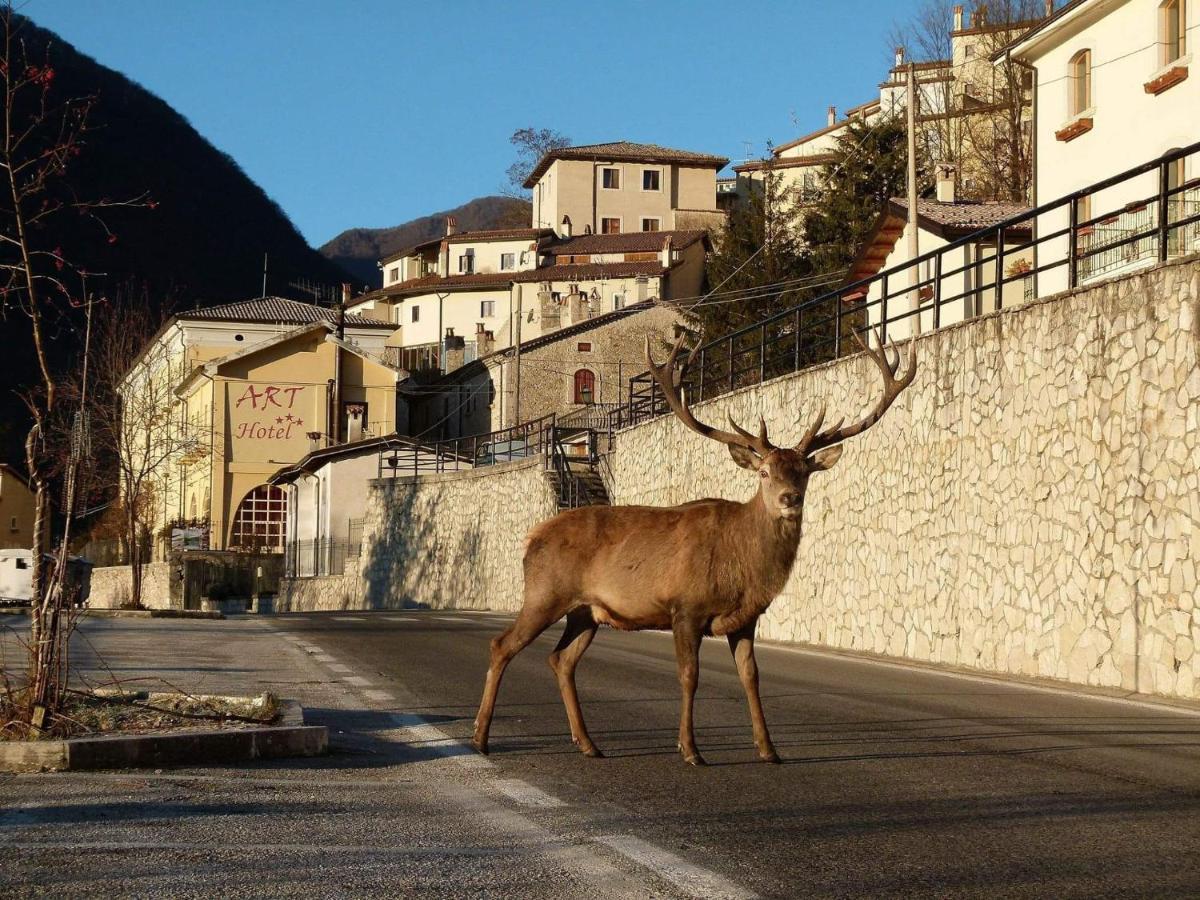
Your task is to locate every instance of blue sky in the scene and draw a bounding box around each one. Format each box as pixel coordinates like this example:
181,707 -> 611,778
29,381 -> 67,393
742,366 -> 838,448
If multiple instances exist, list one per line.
29,0 -> 917,246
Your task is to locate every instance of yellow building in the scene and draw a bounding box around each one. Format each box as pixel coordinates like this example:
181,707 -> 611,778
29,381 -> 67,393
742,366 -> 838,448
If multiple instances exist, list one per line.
0,463 -> 44,550
122,297 -> 401,558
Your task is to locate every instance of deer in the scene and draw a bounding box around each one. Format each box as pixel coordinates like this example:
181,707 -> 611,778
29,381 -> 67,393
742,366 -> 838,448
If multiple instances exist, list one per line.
472,327 -> 916,765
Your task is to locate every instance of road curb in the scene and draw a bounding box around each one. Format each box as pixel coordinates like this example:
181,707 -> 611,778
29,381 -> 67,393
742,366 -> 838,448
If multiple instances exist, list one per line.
0,699 -> 327,773
0,607 -> 225,620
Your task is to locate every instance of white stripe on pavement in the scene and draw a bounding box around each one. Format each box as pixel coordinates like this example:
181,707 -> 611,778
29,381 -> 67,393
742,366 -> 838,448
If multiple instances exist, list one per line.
594,834 -> 757,900
343,675 -> 372,687
388,713 -> 494,770
327,663 -> 354,674
492,779 -> 565,809
364,689 -> 394,702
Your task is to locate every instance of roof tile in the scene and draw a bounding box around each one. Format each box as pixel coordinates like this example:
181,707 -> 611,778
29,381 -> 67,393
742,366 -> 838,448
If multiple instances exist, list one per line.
177,296 -> 395,330
524,141 -> 729,188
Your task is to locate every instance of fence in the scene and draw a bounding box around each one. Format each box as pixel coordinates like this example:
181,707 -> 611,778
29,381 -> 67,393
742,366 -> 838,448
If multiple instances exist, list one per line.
285,538 -> 362,578
180,551 -> 284,610
375,413 -> 557,478
609,141 -> 1200,429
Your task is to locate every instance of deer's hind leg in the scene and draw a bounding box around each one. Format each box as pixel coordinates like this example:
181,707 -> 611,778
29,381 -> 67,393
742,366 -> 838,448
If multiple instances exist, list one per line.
472,588 -> 566,755
548,606 -> 602,758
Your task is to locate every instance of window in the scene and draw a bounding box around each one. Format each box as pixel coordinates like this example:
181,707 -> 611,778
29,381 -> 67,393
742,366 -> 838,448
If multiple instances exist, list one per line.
573,369 -> 595,405
641,217 -> 661,232
500,252 -> 515,270
411,305 -> 420,323
458,249 -> 474,274
480,300 -> 495,317
601,167 -> 621,189
16,556 -> 28,569
1068,49 -> 1092,116
230,485 -> 287,550
601,217 -> 621,234
1161,0 -> 1187,65
388,267 -> 399,283
9,516 -> 16,532
612,293 -> 624,310
577,342 -> 592,352
642,169 -> 661,191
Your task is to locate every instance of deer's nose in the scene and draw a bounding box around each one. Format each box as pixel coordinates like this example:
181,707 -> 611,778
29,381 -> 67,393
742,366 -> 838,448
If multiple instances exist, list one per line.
779,492 -> 802,508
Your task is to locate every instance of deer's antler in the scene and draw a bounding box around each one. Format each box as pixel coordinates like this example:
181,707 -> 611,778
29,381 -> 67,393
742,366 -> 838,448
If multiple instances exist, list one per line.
646,334 -> 776,458
796,326 -> 917,455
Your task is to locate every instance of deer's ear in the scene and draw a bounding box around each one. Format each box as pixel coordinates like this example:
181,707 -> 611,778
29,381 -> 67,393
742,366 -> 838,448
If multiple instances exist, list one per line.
728,445 -> 761,470
808,445 -> 843,471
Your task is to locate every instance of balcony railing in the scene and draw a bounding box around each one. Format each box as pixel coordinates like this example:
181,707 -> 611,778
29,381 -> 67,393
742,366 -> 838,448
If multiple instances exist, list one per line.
608,142 -> 1200,431
375,413 -> 556,479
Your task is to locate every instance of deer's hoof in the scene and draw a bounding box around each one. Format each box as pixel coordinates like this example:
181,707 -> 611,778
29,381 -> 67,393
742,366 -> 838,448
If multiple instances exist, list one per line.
760,750 -> 782,764
681,751 -> 707,766
471,737 -> 489,756
581,745 -> 604,759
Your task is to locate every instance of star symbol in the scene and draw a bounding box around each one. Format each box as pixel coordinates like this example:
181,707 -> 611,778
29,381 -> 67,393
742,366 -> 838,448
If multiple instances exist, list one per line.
295,418 -> 303,426
275,417 -> 284,424
284,413 -> 295,422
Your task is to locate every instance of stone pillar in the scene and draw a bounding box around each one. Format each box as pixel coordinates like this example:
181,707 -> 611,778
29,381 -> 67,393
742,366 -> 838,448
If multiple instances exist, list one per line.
444,329 -> 465,372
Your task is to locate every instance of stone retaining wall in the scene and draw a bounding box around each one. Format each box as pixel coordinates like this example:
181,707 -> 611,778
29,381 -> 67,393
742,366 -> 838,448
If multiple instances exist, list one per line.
604,256 -> 1200,700
277,458 -> 559,612
88,562 -> 174,610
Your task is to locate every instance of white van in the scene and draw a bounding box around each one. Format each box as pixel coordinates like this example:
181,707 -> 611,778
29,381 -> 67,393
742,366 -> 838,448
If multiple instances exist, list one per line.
0,550 -> 91,607
0,549 -> 34,605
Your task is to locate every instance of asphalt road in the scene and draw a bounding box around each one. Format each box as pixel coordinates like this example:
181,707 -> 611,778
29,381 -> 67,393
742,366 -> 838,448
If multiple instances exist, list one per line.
3,610 -> 1200,898
271,609 -> 1200,899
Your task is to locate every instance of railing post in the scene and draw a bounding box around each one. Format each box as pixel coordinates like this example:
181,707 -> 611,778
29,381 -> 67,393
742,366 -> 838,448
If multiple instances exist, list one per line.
880,274 -> 888,345
834,296 -> 842,359
793,308 -> 801,372
994,227 -> 1005,312
758,324 -> 766,384
728,336 -> 735,392
1068,196 -> 1079,289
1158,159 -> 1171,262
933,252 -> 942,328
699,347 -> 706,401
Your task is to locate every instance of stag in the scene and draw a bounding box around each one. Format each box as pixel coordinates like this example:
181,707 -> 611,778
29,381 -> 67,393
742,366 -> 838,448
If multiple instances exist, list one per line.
473,328 -> 916,765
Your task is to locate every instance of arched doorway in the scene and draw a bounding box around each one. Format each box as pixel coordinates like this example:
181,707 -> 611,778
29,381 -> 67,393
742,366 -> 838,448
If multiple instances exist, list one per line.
229,484 -> 287,551
573,369 -> 595,405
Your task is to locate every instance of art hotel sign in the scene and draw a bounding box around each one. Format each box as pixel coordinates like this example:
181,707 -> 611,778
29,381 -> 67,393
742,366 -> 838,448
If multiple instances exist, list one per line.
227,381 -> 314,463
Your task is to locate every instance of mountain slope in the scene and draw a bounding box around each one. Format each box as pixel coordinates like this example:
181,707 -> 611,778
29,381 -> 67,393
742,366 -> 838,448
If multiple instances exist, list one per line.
321,196 -> 532,285
0,14 -> 354,462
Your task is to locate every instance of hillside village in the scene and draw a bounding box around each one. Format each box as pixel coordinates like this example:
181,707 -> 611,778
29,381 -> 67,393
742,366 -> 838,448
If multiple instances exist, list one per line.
0,0 -> 1195,653
3,0 -> 1200,891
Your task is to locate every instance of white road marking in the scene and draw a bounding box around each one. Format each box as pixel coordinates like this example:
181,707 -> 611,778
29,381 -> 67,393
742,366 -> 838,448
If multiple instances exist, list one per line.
312,654 -> 336,664
333,616 -> 364,622
327,663 -> 354,674
388,713 -> 494,770
431,616 -> 464,624
594,834 -> 757,900
364,689 -> 394,702
492,779 -> 565,809
343,675 -> 372,687
382,616 -> 411,622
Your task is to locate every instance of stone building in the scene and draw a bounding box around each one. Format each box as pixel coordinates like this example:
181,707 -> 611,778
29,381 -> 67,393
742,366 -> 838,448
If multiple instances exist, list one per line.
407,301 -> 682,440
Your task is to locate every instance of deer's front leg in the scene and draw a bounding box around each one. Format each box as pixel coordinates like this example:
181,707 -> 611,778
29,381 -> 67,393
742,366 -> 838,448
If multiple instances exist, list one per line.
727,620 -> 780,763
672,614 -> 705,766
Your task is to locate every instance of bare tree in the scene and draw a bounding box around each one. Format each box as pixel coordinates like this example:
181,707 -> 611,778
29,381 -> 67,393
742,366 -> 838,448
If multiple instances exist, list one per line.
0,7 -> 146,730
84,296 -> 201,608
504,127 -> 571,198
890,0 -> 1044,201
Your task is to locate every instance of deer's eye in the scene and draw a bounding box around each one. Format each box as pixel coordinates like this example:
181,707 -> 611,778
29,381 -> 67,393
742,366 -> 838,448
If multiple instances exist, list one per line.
759,469 -> 769,479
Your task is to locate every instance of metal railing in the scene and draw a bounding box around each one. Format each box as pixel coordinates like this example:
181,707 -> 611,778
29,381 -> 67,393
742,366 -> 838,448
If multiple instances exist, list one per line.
608,142 -> 1200,430
285,538 -> 362,578
547,427 -> 605,508
557,402 -> 621,431
375,413 -> 556,479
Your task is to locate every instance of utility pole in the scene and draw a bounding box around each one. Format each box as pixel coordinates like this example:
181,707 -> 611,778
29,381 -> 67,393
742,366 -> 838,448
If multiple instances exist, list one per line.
261,253 -> 268,297
906,61 -> 921,334
513,286 -> 523,426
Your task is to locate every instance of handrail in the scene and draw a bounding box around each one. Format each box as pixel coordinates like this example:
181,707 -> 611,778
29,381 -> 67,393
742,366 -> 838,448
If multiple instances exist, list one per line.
611,140 -> 1200,430
376,413 -> 557,478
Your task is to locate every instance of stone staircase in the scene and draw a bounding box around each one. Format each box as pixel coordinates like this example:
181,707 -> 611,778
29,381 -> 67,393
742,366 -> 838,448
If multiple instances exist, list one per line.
546,457 -> 610,509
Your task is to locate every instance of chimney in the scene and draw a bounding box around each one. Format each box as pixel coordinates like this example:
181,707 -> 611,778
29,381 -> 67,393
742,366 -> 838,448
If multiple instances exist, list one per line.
567,289 -> 586,324
936,163 -> 957,203
895,46 -> 905,68
538,290 -> 560,329
827,105 -> 837,127
475,323 -> 494,357
443,328 -> 465,372
444,215 -> 458,237
560,214 -> 572,238
953,4 -> 963,30
660,235 -> 674,269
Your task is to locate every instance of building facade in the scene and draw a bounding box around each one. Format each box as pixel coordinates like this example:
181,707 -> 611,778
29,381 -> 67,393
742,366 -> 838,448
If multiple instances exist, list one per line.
0,464 -> 43,551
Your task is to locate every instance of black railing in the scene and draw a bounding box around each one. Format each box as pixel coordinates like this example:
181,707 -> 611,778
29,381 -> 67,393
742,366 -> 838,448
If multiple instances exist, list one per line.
376,413 -> 557,478
609,142 -> 1200,430
547,427 -> 603,508
285,538 -> 362,578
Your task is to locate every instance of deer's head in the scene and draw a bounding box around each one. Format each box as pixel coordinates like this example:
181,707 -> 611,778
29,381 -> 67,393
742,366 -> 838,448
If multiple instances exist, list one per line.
646,329 -> 917,522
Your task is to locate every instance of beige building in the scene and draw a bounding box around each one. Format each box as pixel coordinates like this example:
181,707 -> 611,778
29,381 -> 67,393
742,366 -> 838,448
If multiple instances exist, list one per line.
0,463 -> 43,550
1001,0 -> 1200,296
120,297 -> 401,558
525,141 -> 728,237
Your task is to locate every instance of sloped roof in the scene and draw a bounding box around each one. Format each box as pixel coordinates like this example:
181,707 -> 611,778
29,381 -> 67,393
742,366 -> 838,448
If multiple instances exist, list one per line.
892,198 -> 1032,232
541,229 -> 708,256
772,101 -> 881,155
524,141 -> 729,188
177,296 -> 395,330
512,261 -> 668,282
445,228 -> 552,245
734,153 -> 836,174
